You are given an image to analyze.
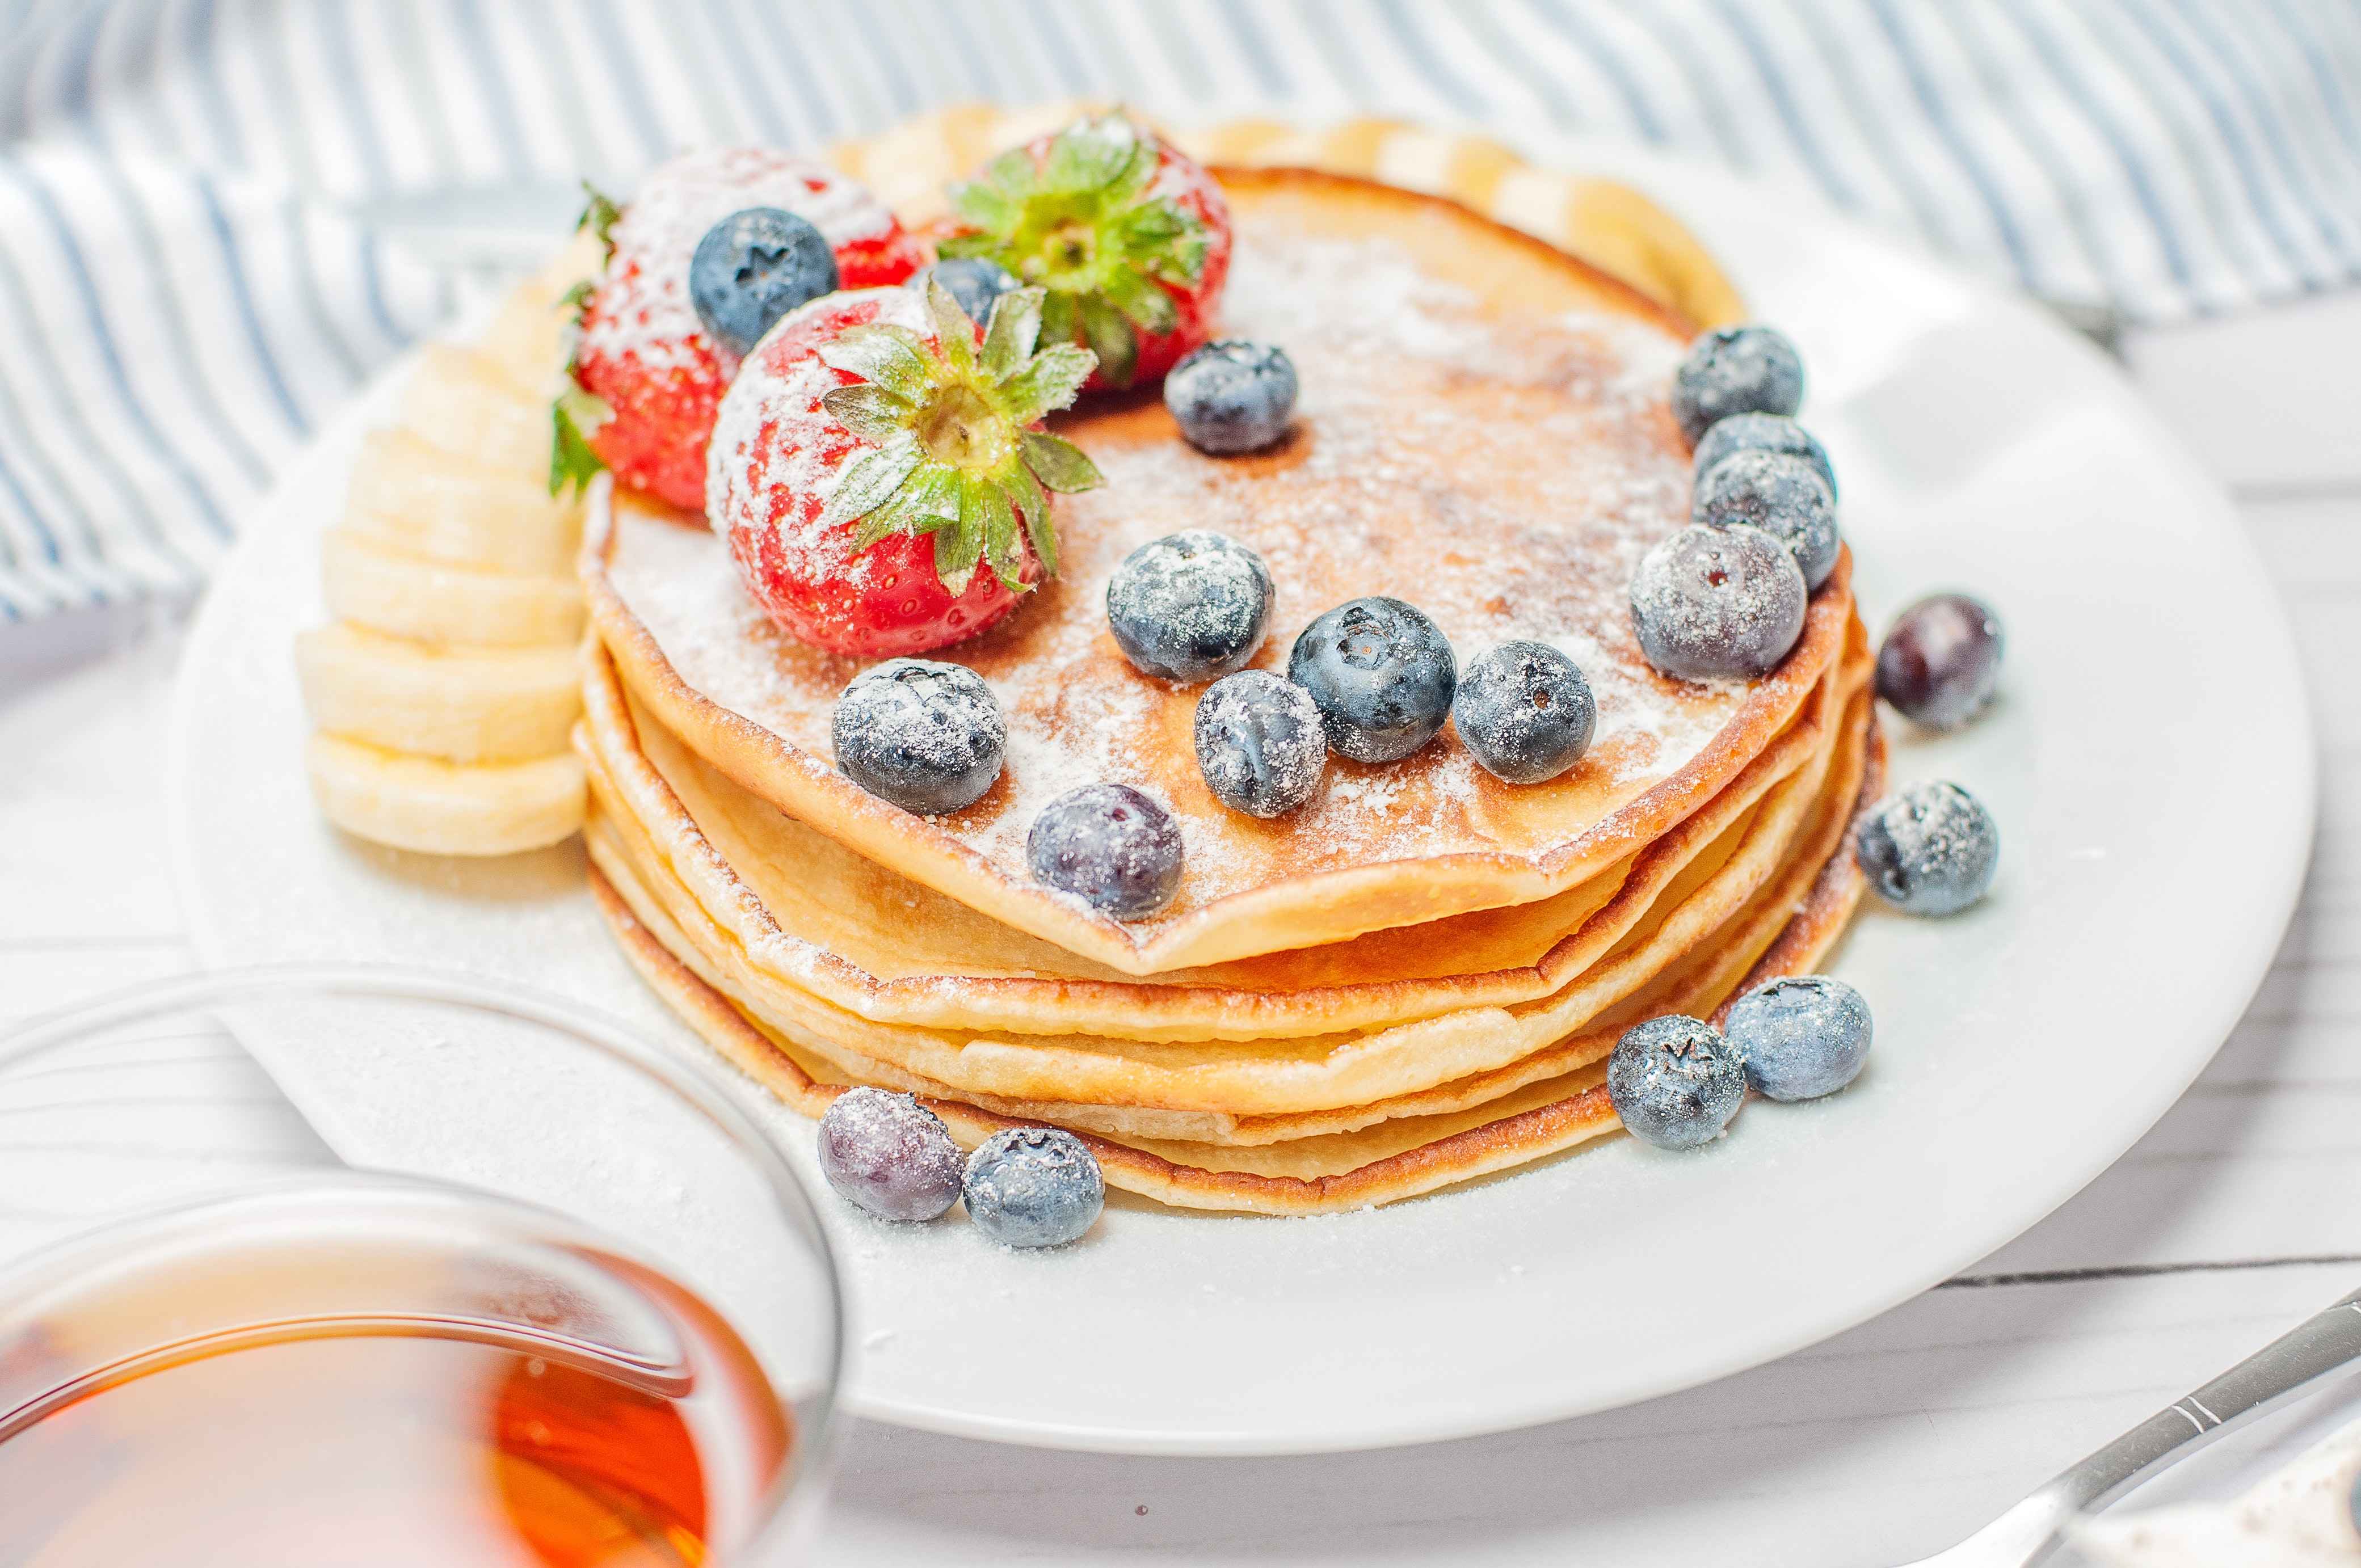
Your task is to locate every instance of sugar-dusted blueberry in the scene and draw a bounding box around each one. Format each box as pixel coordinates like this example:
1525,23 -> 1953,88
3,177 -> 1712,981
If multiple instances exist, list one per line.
1194,670 -> 1327,817
1877,593 -> 2004,730
1693,411 -> 1837,500
1287,597 -> 1458,764
1672,323 -> 1805,446
915,256 -> 1020,326
1026,783 -> 1184,919
1693,449 -> 1841,589
689,207 -> 842,360
1724,975 -> 1873,1102
1630,523 -> 1808,682
817,1087 -> 964,1222
1165,339 -> 1298,455
1857,781 -> 1998,916
1105,530 -> 1273,682
963,1127 -> 1104,1247
1452,640 -> 1596,785
832,659 -> 1004,815
1607,1014 -> 1747,1150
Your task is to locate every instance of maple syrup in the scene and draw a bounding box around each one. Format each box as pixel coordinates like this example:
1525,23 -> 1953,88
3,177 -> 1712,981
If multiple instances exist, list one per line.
0,1188 -> 802,1567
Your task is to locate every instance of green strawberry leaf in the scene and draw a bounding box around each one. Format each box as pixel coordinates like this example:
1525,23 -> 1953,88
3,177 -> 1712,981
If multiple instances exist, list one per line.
947,184 -> 1012,238
819,325 -> 932,401
1108,135 -> 1160,203
820,383 -> 915,443
997,343 -> 1097,425
558,277 -> 596,332
1101,265 -> 1178,336
923,279 -> 976,369
1077,295 -> 1138,389
576,180 -> 622,262
933,504 -> 984,595
548,386 -> 611,498
1045,115 -> 1137,194
981,286 -> 1045,376
1008,462 -> 1055,577
975,478 -> 1026,591
819,433 -> 921,527
1038,291 -> 1080,355
1021,429 -> 1102,494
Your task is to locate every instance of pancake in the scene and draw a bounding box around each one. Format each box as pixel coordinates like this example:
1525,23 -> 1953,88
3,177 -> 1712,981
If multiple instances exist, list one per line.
588,710 -> 1877,1213
576,655 -> 1872,1123
584,167 -> 1858,976
576,625 -> 1858,1040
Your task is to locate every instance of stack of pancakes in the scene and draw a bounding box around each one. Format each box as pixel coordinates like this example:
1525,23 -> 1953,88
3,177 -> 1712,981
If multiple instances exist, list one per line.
577,166 -> 1879,1215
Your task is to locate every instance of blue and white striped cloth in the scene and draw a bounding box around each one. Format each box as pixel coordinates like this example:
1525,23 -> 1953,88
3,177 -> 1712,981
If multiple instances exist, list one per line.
1,0 -> 2357,623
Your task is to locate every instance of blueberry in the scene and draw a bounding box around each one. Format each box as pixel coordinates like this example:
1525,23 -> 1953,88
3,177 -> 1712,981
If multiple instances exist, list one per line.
1856,781 -> 1998,916
1630,523 -> 1808,681
1724,975 -> 1872,1102
1606,1014 -> 1746,1150
1876,593 -> 2004,730
963,1127 -> 1104,1247
1194,670 -> 1327,817
817,1088 -> 963,1222
1693,450 -> 1841,589
1287,597 -> 1458,764
1165,339 -> 1298,455
916,256 -> 1020,325
832,659 -> 1004,815
1105,530 -> 1273,682
1027,783 -> 1184,918
1672,323 -> 1804,446
690,207 -> 841,359
1451,640 -> 1596,784
1693,412 -> 1837,500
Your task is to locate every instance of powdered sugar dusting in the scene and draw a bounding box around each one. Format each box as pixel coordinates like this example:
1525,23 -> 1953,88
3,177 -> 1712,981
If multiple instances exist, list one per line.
608,222 -> 1762,932
704,286 -> 929,593
582,147 -> 900,375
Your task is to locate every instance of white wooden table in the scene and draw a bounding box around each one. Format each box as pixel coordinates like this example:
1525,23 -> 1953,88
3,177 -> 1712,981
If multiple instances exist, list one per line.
3,295 -> 2358,1565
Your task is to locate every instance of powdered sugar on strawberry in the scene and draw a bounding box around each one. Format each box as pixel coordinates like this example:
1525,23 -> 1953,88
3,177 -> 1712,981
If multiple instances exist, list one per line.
705,287 -> 1050,657
708,288 -> 930,594
572,147 -> 926,510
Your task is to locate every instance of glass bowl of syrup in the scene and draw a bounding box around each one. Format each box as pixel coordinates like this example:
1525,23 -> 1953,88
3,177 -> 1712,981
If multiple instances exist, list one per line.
0,966 -> 843,1567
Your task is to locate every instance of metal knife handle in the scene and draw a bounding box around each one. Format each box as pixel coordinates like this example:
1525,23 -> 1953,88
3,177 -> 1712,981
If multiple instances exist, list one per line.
1971,1284 -> 2361,1563
2059,1284 -> 2361,1510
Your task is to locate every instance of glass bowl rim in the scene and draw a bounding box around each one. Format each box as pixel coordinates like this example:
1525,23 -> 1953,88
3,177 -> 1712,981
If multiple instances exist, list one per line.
0,960 -> 848,1560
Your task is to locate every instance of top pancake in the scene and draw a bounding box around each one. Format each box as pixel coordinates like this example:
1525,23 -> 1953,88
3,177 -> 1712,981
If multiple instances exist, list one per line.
586,168 -> 1854,976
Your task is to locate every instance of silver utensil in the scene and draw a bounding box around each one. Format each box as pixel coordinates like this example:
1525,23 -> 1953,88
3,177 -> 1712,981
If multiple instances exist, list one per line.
1893,1283 -> 2361,1565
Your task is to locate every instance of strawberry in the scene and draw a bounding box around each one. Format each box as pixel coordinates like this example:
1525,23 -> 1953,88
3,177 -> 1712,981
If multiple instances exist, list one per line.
708,280 -> 1102,657
937,112 -> 1230,393
553,147 -> 928,509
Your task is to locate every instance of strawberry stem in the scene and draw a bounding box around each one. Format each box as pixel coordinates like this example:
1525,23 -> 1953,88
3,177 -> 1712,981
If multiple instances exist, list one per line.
940,113 -> 1206,390
818,282 -> 1101,595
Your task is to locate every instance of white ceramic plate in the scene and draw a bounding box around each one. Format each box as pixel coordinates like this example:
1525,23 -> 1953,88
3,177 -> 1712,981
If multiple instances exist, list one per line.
167,140 -> 2313,1456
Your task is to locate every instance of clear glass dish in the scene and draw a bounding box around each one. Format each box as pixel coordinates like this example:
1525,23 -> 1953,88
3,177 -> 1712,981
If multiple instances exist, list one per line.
0,964 -> 843,1567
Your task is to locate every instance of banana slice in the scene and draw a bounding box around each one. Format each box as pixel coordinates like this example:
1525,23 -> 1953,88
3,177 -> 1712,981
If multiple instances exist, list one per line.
321,528 -> 584,648
295,622 -> 580,764
343,429 -> 580,576
307,734 -> 586,857
398,343 -> 550,478
477,229 -> 604,391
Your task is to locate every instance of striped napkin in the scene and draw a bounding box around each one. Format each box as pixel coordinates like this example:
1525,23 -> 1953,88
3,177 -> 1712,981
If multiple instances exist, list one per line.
1,0 -> 2356,622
